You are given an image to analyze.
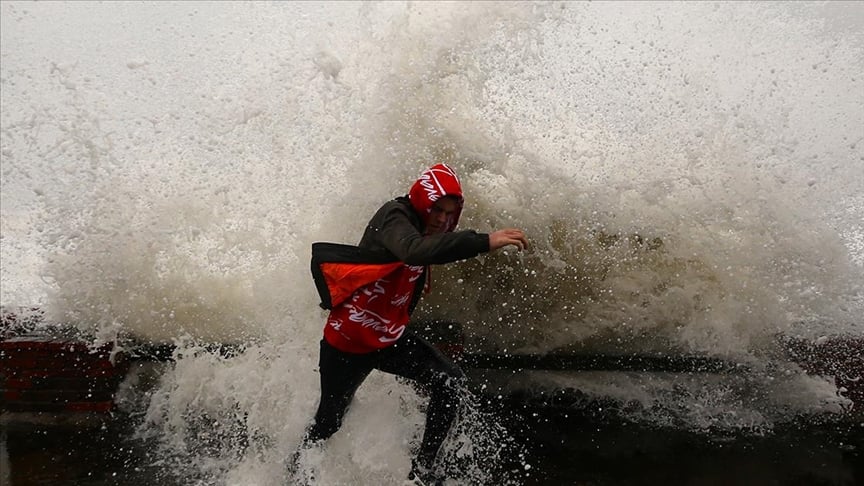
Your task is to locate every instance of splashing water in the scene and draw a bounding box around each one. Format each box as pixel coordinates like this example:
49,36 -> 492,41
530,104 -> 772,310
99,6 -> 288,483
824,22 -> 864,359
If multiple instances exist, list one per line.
2,1 -> 863,484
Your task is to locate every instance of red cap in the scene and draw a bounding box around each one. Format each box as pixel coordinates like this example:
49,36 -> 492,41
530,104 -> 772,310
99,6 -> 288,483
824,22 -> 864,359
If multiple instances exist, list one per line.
408,163 -> 463,232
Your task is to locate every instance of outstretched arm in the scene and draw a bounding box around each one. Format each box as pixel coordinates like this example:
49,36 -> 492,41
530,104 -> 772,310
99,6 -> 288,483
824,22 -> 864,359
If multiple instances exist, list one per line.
369,202 -> 528,264
374,205 -> 489,265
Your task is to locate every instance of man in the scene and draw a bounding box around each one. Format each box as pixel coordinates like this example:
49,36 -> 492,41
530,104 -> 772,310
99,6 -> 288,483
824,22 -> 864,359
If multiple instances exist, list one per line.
300,163 -> 528,484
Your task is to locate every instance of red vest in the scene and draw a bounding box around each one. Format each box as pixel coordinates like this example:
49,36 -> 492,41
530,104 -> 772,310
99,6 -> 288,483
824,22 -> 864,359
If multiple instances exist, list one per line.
323,263 -> 425,354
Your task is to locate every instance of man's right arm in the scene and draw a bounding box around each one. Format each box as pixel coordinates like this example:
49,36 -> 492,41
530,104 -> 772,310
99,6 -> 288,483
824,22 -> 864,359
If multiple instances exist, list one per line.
373,204 -> 490,265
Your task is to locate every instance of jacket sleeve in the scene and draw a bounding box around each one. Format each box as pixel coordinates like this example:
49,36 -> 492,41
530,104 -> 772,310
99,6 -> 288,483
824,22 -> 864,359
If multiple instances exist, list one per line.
372,204 -> 490,265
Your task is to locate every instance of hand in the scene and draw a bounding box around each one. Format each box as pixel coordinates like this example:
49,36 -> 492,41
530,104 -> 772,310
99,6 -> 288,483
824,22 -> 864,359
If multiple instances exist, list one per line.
489,228 -> 528,251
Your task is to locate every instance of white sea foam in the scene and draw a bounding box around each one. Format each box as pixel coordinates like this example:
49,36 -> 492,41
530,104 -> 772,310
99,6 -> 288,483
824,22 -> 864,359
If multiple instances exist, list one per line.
2,1 -> 863,484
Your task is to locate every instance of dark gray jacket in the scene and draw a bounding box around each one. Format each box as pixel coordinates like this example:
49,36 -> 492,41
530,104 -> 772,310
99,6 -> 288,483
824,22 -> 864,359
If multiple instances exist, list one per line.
359,196 -> 489,264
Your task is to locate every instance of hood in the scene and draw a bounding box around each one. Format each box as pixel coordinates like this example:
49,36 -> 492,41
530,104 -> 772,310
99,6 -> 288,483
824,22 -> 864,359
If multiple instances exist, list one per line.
408,163 -> 464,232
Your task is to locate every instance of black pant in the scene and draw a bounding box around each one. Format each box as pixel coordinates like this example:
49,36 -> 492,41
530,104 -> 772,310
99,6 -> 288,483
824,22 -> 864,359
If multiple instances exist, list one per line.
305,331 -> 466,467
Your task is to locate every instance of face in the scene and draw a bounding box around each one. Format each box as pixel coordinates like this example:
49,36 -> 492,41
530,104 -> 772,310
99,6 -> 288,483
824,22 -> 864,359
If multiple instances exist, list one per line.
425,196 -> 459,234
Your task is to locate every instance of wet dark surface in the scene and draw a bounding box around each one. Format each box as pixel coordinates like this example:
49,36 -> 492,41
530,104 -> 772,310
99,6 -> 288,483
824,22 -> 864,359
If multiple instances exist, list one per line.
3,408 -> 862,486
512,411 -> 864,486
1,414 -> 177,486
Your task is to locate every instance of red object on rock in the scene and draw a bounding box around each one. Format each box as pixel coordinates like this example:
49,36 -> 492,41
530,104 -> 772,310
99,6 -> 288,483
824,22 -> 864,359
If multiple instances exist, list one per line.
0,335 -> 129,413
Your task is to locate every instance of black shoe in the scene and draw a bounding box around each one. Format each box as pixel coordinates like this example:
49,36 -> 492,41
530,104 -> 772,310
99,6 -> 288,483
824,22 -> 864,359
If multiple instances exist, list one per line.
407,459 -> 444,486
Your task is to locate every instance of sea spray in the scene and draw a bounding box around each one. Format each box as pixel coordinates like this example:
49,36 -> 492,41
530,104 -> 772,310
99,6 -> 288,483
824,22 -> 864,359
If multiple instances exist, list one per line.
2,1 -> 863,484
414,1 -> 864,355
